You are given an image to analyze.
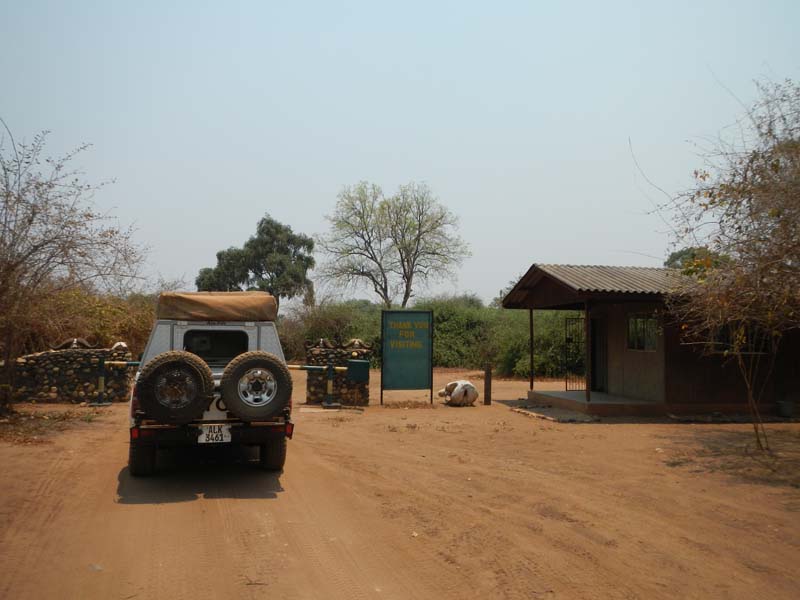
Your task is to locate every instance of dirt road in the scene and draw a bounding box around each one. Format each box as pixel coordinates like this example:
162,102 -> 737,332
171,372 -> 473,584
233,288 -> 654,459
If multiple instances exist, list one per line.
1,371 -> 799,599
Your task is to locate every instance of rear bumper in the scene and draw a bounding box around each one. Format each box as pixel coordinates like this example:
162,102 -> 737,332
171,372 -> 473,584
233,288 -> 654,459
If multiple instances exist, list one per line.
130,420 -> 294,447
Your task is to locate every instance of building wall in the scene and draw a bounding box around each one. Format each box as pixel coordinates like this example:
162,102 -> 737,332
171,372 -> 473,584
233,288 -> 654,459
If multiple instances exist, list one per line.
593,302 -> 665,403
774,330 -> 800,405
662,323 -> 781,407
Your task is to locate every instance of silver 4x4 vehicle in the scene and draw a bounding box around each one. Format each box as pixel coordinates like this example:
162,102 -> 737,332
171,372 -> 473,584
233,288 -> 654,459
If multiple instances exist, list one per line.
128,291 -> 293,476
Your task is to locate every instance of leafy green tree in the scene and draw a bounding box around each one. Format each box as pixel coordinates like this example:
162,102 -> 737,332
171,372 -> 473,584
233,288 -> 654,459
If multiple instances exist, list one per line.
196,215 -> 314,309
196,248 -> 249,291
319,181 -> 469,308
243,217 -> 315,302
663,246 -> 727,275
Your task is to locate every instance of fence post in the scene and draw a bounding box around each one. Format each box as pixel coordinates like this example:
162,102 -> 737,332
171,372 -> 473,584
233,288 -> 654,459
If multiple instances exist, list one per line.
484,365 -> 492,405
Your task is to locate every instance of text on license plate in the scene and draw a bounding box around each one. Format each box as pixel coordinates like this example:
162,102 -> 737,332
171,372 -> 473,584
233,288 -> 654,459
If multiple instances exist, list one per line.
198,424 -> 232,444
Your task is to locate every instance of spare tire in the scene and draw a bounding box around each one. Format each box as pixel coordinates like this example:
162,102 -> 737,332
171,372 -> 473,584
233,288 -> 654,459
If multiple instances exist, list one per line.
136,351 -> 214,423
219,351 -> 292,421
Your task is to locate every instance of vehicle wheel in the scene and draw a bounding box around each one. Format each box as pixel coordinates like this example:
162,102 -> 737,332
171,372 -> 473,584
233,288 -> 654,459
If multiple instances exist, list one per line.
220,352 -> 292,422
136,351 -> 214,423
259,437 -> 287,471
129,442 -> 156,476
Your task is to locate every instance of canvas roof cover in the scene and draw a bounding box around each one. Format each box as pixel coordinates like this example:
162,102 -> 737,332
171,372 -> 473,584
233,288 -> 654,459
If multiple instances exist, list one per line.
156,292 -> 278,322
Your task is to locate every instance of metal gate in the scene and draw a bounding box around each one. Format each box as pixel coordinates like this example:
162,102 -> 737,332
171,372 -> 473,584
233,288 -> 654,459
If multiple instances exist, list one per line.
565,317 -> 586,391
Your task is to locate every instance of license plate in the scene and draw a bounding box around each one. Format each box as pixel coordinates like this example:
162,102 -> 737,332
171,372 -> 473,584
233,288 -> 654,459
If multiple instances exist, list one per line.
198,424 -> 232,444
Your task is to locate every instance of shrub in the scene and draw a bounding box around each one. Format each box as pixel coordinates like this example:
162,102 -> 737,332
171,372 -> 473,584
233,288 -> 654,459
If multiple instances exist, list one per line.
16,286 -> 157,357
279,300 -> 382,363
413,294 -> 489,368
278,294 -> 575,377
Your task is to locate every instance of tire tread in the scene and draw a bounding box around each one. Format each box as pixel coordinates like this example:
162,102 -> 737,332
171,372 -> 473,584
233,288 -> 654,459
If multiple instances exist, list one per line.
219,351 -> 292,421
136,350 -> 214,423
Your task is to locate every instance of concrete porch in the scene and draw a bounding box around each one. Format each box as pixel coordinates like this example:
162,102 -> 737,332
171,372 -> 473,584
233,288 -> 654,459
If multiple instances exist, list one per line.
528,389 -> 667,417
528,389 -> 775,417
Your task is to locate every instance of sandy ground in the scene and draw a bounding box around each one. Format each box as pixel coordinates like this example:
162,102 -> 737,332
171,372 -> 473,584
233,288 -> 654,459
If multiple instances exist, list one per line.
1,370 -> 799,599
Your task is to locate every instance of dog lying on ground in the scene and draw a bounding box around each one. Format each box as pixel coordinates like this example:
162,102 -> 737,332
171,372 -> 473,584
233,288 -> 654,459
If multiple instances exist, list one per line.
437,380 -> 479,406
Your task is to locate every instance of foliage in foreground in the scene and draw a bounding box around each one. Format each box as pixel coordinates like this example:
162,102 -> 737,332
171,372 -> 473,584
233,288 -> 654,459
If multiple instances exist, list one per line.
665,79 -> 800,450
0,124 -> 143,409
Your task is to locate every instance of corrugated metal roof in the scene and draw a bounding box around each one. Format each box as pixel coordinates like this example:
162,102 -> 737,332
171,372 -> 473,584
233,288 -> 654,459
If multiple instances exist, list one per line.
502,263 -> 683,309
535,264 -> 681,294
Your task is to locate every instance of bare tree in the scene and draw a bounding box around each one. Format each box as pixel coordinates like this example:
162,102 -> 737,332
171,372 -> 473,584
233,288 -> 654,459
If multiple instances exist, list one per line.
664,80 -> 800,450
385,182 -> 470,307
318,182 -> 398,308
0,122 -> 143,411
319,181 -> 469,308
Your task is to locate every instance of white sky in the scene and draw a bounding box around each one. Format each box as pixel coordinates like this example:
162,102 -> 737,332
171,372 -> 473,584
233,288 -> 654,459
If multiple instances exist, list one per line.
2,1 -> 798,304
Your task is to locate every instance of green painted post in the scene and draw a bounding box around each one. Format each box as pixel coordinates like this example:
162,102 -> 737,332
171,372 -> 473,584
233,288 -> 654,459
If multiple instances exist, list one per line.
322,362 -> 341,409
90,356 -> 112,407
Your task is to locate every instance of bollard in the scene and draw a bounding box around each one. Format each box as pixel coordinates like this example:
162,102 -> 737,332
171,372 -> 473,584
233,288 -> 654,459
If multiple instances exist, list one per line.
484,365 -> 492,405
322,362 -> 342,409
286,361 -> 355,409
90,356 -> 112,407
90,359 -> 139,407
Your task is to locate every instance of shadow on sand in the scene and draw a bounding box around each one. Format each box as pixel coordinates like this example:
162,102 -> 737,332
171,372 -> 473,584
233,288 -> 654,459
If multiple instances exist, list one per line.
659,427 -> 800,492
116,446 -> 284,504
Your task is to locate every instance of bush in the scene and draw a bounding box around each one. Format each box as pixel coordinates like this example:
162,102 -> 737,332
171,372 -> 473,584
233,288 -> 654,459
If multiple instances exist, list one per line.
413,294 -> 490,368
278,294 -> 575,377
16,285 -> 157,357
490,308 -> 577,379
279,300 -> 382,363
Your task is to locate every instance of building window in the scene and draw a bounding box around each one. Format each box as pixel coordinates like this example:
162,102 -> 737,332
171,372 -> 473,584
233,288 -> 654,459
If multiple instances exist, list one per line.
183,330 -> 248,369
708,324 -> 769,355
627,315 -> 657,351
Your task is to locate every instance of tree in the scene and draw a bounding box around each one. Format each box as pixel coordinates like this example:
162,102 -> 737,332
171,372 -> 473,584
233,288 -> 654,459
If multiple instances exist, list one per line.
0,123 -> 142,411
664,79 -> 800,450
196,248 -> 249,292
317,182 -> 395,307
319,181 -> 469,308
663,246 -> 728,272
195,214 -> 314,309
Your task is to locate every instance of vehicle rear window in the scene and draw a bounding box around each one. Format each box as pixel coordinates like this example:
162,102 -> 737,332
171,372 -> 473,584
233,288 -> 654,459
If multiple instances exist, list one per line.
183,330 -> 248,368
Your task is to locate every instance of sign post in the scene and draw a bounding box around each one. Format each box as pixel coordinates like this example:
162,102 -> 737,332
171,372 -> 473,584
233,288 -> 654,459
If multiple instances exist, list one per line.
381,310 -> 433,405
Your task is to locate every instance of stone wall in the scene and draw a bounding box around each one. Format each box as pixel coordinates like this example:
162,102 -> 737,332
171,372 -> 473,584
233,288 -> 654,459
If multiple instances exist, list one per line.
305,339 -> 372,406
12,348 -> 134,403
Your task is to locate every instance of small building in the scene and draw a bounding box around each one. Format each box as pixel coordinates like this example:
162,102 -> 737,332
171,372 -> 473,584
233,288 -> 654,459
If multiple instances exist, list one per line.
502,264 -> 800,416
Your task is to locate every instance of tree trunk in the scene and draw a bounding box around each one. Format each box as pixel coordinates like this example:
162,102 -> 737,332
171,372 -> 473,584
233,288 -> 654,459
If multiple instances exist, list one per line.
400,276 -> 413,308
0,327 -> 18,414
737,351 -> 770,452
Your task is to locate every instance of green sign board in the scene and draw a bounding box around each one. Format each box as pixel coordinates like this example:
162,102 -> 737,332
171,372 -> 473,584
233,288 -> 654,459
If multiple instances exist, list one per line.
381,310 -> 433,402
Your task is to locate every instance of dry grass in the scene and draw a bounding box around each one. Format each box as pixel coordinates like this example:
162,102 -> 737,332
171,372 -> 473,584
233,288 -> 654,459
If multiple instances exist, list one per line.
380,400 -> 437,409
0,406 -> 107,444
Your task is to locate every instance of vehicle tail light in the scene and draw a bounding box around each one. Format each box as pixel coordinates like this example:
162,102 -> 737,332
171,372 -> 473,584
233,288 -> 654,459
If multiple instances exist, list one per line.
285,422 -> 294,439
130,427 -> 155,440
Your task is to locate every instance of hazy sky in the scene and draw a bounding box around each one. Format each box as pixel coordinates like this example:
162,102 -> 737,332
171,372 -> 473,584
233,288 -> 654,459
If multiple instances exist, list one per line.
2,1 -> 798,305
